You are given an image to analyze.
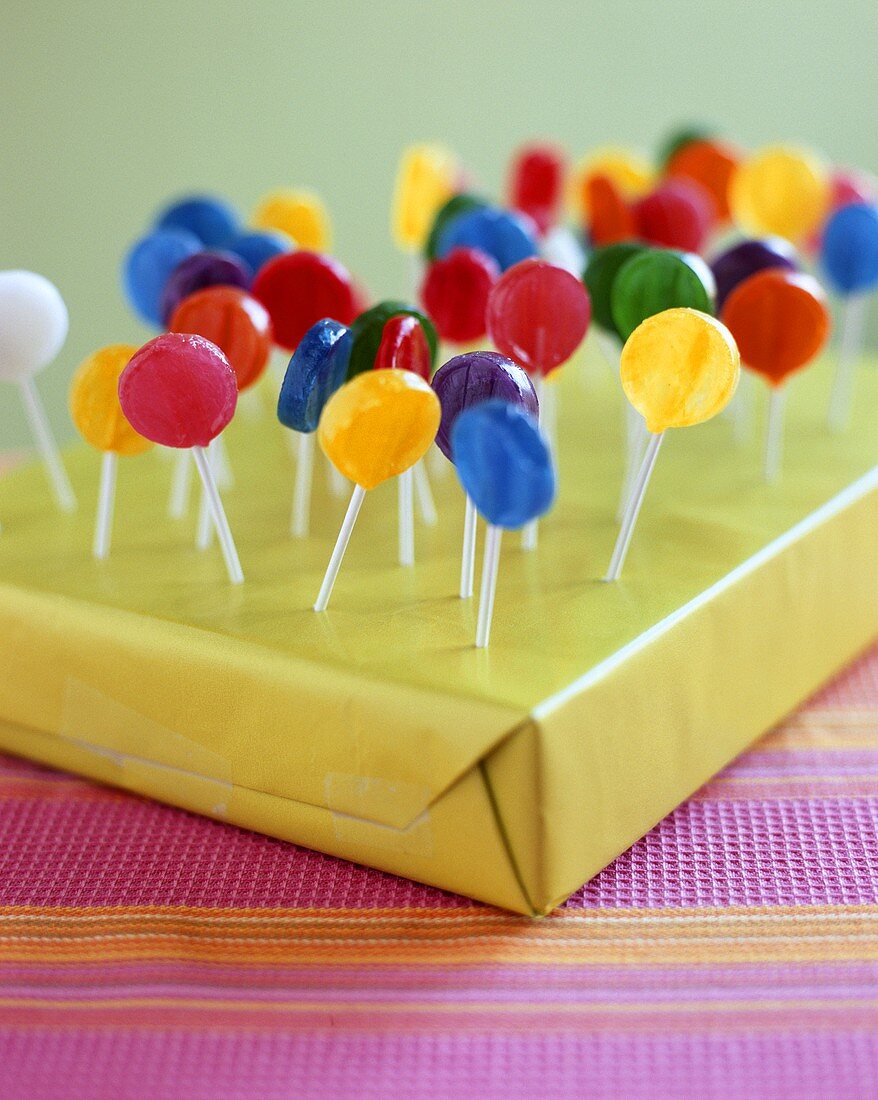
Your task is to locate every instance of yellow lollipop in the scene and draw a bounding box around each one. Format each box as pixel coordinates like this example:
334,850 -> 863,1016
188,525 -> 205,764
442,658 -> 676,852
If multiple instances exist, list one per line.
251,190 -> 331,251
606,309 -> 740,582
729,145 -> 829,243
391,143 -> 457,252
314,369 -> 440,610
568,146 -> 655,221
69,344 -> 153,561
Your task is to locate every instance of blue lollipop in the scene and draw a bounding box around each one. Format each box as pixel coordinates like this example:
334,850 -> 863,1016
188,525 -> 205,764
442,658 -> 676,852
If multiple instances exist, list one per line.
278,319 -> 353,537
451,400 -> 555,647
436,206 -> 538,272
122,228 -> 201,327
227,230 -> 291,278
821,204 -> 878,431
154,195 -> 239,248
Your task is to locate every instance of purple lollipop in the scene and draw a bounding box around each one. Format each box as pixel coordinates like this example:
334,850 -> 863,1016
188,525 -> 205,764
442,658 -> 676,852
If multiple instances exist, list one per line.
432,351 -> 538,461
432,350 -> 538,600
710,237 -> 798,312
160,250 -> 251,326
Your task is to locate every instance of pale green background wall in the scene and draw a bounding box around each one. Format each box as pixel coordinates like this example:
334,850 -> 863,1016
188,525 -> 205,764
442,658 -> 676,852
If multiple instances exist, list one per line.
1,0 -> 876,445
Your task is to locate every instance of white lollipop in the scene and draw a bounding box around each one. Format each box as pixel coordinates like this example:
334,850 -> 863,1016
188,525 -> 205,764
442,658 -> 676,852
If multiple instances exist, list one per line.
0,271 -> 76,510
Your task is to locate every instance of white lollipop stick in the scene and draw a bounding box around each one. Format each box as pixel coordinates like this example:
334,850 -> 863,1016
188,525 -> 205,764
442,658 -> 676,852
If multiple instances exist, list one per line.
291,432 -> 315,538
18,377 -> 75,512
605,431 -> 665,582
616,406 -> 648,523
428,445 -> 449,480
413,460 -> 437,526
460,494 -> 478,599
764,386 -> 787,484
213,432 -> 234,489
196,441 -> 225,550
326,456 -> 348,498
191,446 -> 243,584
168,451 -> 193,518
398,468 -> 415,566
827,294 -> 867,433
93,452 -> 117,561
314,484 -> 366,611
475,524 -> 502,648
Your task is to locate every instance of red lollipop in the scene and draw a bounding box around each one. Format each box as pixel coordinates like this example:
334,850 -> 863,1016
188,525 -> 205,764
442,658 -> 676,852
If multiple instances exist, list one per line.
486,258 -> 591,377
586,175 -> 637,247
169,285 -> 272,392
507,142 -> 566,236
633,178 -> 715,253
420,247 -> 499,344
251,251 -> 356,351
375,315 -> 431,379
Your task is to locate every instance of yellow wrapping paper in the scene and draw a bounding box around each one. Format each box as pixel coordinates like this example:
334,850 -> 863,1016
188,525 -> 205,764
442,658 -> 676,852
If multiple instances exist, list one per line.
0,344 -> 876,915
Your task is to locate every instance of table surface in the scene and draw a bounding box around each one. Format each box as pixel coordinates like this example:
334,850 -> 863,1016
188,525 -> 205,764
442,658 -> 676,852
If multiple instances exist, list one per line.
1,629 -> 876,1098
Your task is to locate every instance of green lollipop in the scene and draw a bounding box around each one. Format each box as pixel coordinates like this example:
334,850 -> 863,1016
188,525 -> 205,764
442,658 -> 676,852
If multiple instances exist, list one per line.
424,193 -> 489,261
346,300 -> 439,378
611,249 -> 715,342
583,242 -> 648,338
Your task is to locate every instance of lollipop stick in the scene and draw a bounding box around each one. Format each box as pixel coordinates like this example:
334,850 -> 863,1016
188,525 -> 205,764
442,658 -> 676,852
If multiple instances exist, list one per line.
314,484 -> 366,611
196,442 -> 224,550
213,433 -> 234,489
291,432 -> 315,538
827,294 -> 867,433
460,494 -> 478,599
325,456 -> 348,498
168,450 -> 193,518
191,446 -> 244,585
522,377 -> 547,551
428,445 -> 449,480
18,377 -> 76,512
764,386 -> 787,484
413,460 -> 438,526
475,524 -> 502,648
617,407 -> 648,522
604,431 -> 664,582
93,452 -> 117,561
398,468 -> 415,566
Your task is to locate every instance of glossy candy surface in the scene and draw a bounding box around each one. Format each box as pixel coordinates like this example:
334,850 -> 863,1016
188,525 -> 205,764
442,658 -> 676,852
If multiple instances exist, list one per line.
252,190 -> 331,252
507,142 -> 565,236
277,319 -> 352,434
611,249 -> 715,342
226,230 -> 291,278
169,286 -> 273,391
820,203 -> 878,295
318,369 -> 440,490
451,400 -> 555,529
424,193 -> 487,261
118,333 -> 238,449
160,251 -> 250,327
436,206 -> 538,272
420,247 -> 499,343
585,175 -> 637,247
432,351 -> 538,461
620,308 -> 740,433
633,179 -> 715,253
665,138 -> 740,221
374,315 -> 431,380
154,195 -> 239,248
582,243 -> 647,336
0,270 -> 69,381
720,269 -> 831,386
710,237 -> 798,312
346,300 -> 438,379
69,344 -> 151,455
730,147 -> 829,242
392,144 -> 457,252
251,251 -> 356,351
122,229 -> 201,328
486,259 -> 591,376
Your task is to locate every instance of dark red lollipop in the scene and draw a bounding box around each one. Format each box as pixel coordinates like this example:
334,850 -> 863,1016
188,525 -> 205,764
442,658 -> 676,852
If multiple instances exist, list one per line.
507,142 -> 566,236
374,314 -> 431,380
420,247 -> 499,344
251,251 -> 357,351
633,179 -> 715,253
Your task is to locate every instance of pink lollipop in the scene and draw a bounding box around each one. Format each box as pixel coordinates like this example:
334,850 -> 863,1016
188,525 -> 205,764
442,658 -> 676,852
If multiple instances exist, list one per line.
119,333 -> 243,583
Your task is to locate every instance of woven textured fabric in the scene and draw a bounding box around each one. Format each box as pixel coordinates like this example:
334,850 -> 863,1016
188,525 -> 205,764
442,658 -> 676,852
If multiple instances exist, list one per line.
2,640 -> 878,1097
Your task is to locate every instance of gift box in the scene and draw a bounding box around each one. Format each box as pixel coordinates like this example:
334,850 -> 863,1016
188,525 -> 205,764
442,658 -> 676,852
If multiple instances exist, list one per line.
0,346 -> 876,915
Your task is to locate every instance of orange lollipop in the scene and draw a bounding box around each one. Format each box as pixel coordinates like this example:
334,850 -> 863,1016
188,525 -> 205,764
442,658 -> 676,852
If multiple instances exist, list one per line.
169,285 -> 272,392
721,268 -> 831,481
585,175 -> 636,246
666,138 -> 740,222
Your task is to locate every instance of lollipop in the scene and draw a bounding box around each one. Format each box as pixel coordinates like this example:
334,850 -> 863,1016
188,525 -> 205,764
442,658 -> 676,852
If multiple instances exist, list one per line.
159,251 -> 250,327
583,175 -> 637,247
730,146 -> 829,244
451,401 -> 555,647
583,243 -> 648,339
154,195 -> 239,248
420,247 -> 499,344
346,301 -> 438,379
721,269 -> 831,481
507,142 -> 566,236
605,309 -> 740,581
277,319 -> 352,538
821,204 -> 878,430
226,230 -> 292,278
435,206 -> 538,272
568,147 -> 654,223
169,286 -> 272,392
656,124 -> 717,170
432,352 -> 538,597
252,251 -> 357,351
633,179 -> 715,253
122,229 -> 201,328
69,345 -> 151,559
610,249 -> 715,342
252,190 -> 331,252
0,271 -> 76,512
710,237 -> 798,312
424,193 -> 487,262
119,334 -> 243,583
391,144 -> 457,254
665,138 -> 740,222
314,370 -> 440,611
